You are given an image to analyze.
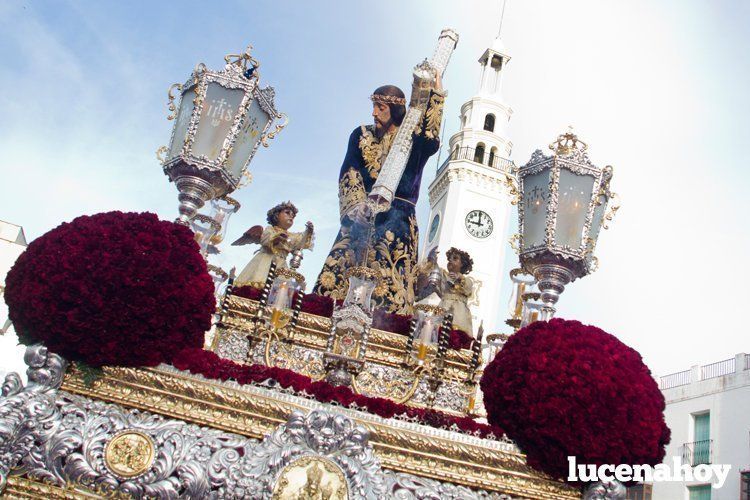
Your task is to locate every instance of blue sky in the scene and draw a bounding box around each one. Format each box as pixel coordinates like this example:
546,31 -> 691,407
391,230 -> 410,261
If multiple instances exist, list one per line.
1,1 -> 749,377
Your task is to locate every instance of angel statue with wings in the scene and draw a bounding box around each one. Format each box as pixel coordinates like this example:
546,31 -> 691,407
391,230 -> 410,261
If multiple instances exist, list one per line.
232,201 -> 314,288
415,247 -> 475,335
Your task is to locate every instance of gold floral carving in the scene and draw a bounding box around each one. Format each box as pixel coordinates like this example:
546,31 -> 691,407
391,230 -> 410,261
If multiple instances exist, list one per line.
104,430 -> 155,479
272,456 -> 348,500
338,168 -> 367,219
367,214 -> 418,315
61,365 -> 577,498
358,125 -> 395,180
418,90 -> 445,140
351,367 -> 421,404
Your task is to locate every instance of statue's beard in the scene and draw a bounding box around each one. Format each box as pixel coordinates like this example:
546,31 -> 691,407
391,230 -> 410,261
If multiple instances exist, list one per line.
374,118 -> 393,138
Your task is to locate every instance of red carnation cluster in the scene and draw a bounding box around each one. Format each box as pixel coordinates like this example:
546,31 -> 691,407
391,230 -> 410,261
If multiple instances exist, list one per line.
174,347 -> 502,439
232,285 -> 473,350
480,318 -> 670,482
4,211 -> 215,367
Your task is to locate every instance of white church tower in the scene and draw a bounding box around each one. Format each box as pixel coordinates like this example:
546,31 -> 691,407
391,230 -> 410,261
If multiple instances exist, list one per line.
422,35 -> 515,336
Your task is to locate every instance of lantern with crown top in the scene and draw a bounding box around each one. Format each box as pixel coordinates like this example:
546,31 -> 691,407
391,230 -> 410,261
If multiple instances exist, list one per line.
158,45 -> 287,223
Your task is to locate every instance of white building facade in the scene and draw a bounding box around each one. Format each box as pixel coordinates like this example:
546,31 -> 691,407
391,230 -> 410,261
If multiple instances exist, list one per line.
0,220 -> 29,382
422,36 -> 516,336
650,353 -> 750,499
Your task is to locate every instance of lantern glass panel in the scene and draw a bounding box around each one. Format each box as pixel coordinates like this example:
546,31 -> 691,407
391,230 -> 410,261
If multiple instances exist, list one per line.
521,170 -> 551,249
555,169 -> 595,250
226,98 -> 271,179
168,87 -> 196,159
191,82 -> 245,161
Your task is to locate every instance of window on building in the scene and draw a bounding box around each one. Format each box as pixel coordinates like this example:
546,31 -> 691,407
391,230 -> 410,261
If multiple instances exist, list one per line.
692,412 -> 711,465
483,114 -> 495,132
473,143 -> 485,164
688,484 -> 712,500
625,483 -> 652,500
741,471 -> 750,500
488,147 -> 497,168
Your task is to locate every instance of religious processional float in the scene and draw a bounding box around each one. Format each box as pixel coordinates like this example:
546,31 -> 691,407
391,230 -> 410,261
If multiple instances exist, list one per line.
1,30 -> 669,500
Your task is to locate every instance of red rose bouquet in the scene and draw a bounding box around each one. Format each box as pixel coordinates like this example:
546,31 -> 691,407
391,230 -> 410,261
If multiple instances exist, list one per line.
4,211 -> 215,367
480,318 -> 670,482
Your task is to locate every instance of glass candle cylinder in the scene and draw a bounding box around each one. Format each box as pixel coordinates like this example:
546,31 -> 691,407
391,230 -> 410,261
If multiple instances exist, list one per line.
412,306 -> 445,362
507,269 -> 537,320
267,274 -> 300,330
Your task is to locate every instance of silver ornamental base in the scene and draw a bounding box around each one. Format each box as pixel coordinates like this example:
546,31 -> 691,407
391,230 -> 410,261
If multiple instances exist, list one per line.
0,345 -> 514,499
530,263 -> 575,318
174,175 -> 216,224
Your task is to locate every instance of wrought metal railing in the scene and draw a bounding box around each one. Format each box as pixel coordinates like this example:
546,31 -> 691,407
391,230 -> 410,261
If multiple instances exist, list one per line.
659,369 -> 691,389
437,146 -> 516,174
682,439 -> 712,466
701,357 -> 735,380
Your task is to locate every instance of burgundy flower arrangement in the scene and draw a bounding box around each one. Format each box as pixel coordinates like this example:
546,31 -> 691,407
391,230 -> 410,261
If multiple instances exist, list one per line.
4,211 -> 215,367
233,285 -> 473,349
480,318 -> 670,482
173,347 -> 503,439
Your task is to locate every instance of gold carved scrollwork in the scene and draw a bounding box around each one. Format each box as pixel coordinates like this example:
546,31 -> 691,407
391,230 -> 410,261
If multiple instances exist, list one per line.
509,234 -> 521,254
503,173 -> 521,205
166,83 -> 183,121
264,332 -> 326,381
155,146 -> 169,165
351,365 -> 422,404
602,192 -> 620,230
261,112 -> 288,148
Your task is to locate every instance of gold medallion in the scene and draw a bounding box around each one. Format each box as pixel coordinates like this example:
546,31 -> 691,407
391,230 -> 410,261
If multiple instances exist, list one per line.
104,430 -> 155,479
272,456 -> 348,500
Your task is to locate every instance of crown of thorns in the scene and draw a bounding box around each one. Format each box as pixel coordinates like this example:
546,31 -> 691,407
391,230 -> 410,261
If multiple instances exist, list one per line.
370,94 -> 407,106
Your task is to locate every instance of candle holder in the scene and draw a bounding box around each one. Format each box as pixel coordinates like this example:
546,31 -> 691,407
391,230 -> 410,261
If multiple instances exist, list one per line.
191,214 -> 221,256
507,268 -> 536,321
207,196 -> 241,254
410,304 -> 446,366
323,267 -> 380,387
266,268 -> 304,333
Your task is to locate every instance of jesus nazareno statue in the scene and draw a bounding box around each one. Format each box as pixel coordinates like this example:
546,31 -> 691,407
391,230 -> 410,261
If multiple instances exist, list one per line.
313,80 -> 445,314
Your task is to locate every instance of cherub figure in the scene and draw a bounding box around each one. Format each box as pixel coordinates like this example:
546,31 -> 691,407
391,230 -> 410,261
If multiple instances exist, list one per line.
415,247 -> 474,335
232,201 -> 314,288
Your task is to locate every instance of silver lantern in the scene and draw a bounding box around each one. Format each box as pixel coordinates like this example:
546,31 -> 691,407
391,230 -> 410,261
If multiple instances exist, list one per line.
516,129 -> 619,318
158,46 -> 287,223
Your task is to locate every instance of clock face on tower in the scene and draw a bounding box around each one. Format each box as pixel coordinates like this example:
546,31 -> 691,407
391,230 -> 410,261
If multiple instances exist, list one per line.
465,210 -> 493,238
